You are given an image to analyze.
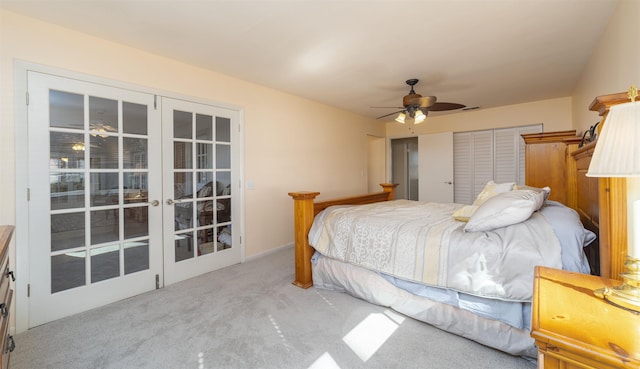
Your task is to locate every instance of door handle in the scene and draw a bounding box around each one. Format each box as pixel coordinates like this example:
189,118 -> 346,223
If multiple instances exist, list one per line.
150,200 -> 160,207
444,181 -> 453,185
166,199 -> 175,205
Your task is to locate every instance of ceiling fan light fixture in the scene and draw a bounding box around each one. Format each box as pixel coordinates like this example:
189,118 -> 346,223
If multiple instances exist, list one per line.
414,109 -> 426,124
395,112 -> 406,124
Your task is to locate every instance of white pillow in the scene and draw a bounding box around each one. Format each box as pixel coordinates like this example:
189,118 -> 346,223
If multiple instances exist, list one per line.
452,205 -> 478,222
514,184 -> 551,201
472,181 -> 516,206
464,190 -> 545,232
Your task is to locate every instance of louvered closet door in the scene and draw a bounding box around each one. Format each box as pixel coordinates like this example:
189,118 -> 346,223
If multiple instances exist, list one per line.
453,125 -> 542,204
453,130 -> 493,204
494,125 -> 542,184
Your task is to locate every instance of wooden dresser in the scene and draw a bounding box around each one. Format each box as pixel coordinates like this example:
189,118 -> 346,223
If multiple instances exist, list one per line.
531,266 -> 639,369
0,226 -> 15,369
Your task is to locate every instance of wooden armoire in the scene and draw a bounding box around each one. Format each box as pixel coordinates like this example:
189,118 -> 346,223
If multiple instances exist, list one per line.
522,130 -> 582,206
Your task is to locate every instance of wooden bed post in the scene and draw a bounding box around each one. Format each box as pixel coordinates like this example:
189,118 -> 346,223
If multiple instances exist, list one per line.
380,183 -> 397,200
287,191 -> 320,288
288,184 -> 397,289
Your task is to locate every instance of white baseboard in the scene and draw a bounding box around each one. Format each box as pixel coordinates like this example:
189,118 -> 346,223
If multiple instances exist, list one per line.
244,243 -> 294,262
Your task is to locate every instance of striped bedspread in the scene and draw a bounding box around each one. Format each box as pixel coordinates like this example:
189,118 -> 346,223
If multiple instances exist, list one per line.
308,200 -> 562,302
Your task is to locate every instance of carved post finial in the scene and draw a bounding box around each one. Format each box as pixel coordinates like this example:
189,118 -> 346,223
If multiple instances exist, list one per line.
628,85 -> 638,102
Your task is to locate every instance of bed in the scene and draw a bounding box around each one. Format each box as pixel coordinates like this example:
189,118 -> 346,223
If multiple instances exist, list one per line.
288,140 -> 612,358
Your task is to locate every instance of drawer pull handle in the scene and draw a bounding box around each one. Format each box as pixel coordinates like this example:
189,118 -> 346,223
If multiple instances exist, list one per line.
5,335 -> 15,353
5,270 -> 14,282
0,303 -> 7,318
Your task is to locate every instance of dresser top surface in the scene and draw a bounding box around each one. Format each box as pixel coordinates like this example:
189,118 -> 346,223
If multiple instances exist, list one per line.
532,267 -> 639,367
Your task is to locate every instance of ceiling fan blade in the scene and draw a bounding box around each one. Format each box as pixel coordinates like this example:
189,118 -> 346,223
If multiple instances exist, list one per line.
427,102 -> 466,111
416,96 -> 437,108
376,110 -> 404,119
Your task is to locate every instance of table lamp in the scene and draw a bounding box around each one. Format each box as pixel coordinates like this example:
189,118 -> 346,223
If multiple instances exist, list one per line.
587,85 -> 640,312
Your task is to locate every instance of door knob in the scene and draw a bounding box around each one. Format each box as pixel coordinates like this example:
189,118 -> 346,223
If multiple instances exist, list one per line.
150,200 -> 160,206
444,181 -> 453,185
166,199 -> 174,205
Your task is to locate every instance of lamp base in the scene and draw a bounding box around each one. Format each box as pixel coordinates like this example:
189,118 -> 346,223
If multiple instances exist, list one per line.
594,256 -> 640,313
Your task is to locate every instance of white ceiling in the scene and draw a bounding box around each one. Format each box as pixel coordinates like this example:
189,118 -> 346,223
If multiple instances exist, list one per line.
0,0 -> 619,120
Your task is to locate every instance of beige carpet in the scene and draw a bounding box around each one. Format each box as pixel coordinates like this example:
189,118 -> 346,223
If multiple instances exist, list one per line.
11,246 -> 536,369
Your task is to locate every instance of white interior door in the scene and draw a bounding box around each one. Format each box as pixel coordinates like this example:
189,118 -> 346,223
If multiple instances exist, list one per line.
27,72 -> 163,327
161,98 -> 241,285
418,132 -> 454,203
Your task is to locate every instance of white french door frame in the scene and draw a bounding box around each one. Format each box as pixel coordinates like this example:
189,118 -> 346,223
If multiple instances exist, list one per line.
13,61 -> 245,333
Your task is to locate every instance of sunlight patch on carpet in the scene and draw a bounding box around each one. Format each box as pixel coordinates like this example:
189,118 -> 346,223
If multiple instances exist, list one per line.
308,352 -> 342,369
342,310 -> 403,362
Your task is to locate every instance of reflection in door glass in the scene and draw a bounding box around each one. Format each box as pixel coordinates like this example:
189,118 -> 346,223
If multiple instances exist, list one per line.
217,198 -> 231,223
89,96 -> 118,134
123,137 -> 148,169
90,208 -> 119,245
216,172 -> 231,196
91,245 -> 120,283
175,233 -> 194,262
217,226 -> 232,251
50,132 -> 86,169
174,172 -> 193,200
124,241 -> 149,274
51,212 -> 85,252
174,110 -> 192,139
50,173 -> 85,210
90,172 -> 119,206
90,135 -> 119,169
124,172 -> 148,198
216,144 -> 231,169
172,110 -> 234,263
216,117 -> 230,142
123,102 -> 148,135
47,87 -> 153,294
124,207 -> 148,239
174,142 -> 193,169
50,90 -> 84,130
196,143 -> 213,169
196,114 -> 213,140
51,253 -> 85,293
174,202 -> 193,231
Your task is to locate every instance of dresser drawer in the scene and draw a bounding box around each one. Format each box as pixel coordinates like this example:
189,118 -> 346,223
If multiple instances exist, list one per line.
0,259 -> 10,318
0,289 -> 13,369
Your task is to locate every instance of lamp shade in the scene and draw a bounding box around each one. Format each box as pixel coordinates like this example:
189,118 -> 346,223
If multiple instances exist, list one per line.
587,101 -> 640,177
414,109 -> 426,124
395,112 -> 406,124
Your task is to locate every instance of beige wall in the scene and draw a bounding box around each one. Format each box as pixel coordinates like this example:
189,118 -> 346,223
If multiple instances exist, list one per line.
385,97 -> 573,138
1,0 -> 636,260
0,10 -> 385,259
572,0 -> 640,133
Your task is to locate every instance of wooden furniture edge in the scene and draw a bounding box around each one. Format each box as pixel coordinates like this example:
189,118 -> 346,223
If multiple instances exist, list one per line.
0,227 -> 14,267
288,183 -> 397,288
522,130 -> 578,144
531,267 -> 637,369
589,91 -> 630,280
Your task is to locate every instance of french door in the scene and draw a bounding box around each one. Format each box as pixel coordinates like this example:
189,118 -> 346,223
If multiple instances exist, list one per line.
161,98 -> 241,285
26,71 -> 241,327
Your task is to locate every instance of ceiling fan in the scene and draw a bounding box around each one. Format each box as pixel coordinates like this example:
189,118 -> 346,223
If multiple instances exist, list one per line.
375,79 -> 466,124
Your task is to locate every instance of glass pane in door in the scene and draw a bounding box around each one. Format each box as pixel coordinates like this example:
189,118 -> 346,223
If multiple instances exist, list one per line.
171,111 -> 235,261
48,89 -> 153,293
